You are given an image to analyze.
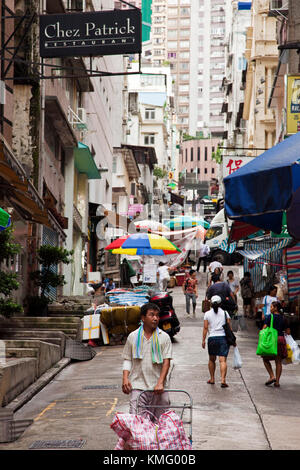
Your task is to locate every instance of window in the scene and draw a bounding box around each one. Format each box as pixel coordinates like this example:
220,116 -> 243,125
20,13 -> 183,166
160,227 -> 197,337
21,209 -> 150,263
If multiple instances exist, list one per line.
180,62 -> 189,70
180,40 -> 189,48
180,18 -> 190,26
168,30 -> 177,38
185,149 -> 187,162
179,85 -> 189,92
144,134 -> 155,145
168,52 -> 177,58
112,156 -> 117,174
168,41 -> 177,49
205,168 -> 208,174
205,147 -> 208,161
180,29 -> 190,37
197,147 -> 200,160
190,147 -> 193,161
180,7 -> 190,15
180,74 -> 189,81
145,108 -> 155,120
179,51 -> 189,58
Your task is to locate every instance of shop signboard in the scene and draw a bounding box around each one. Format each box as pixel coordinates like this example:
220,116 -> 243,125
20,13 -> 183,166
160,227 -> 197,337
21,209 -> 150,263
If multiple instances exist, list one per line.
223,156 -> 255,178
40,9 -> 142,58
287,75 -> 300,134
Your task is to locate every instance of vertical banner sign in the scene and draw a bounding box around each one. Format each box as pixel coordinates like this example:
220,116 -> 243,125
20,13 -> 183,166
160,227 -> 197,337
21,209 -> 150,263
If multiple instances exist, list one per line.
40,9 -> 142,58
287,75 -> 300,134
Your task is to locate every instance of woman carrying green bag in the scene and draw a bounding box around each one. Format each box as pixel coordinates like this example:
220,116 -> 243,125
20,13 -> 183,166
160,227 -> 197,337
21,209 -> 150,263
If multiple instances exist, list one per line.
260,302 -> 290,388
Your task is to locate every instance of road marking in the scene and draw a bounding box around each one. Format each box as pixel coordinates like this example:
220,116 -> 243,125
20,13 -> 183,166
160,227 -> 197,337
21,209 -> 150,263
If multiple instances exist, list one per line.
106,398 -> 118,416
34,401 -> 57,421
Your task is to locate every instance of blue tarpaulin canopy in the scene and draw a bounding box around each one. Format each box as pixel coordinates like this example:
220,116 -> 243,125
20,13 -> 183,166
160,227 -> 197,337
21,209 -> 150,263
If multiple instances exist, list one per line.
224,132 -> 300,236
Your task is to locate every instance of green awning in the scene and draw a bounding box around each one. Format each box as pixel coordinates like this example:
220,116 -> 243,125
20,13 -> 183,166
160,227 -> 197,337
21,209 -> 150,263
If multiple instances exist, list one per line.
74,142 -> 101,179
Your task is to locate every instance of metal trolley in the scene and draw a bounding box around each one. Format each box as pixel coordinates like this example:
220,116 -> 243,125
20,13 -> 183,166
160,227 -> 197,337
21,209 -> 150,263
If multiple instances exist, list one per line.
136,389 -> 193,446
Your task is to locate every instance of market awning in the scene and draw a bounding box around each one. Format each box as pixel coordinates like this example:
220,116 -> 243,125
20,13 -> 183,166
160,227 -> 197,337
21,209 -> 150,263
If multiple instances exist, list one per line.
224,132 -> 300,236
229,220 -> 264,242
238,237 -> 291,260
74,142 -> 101,179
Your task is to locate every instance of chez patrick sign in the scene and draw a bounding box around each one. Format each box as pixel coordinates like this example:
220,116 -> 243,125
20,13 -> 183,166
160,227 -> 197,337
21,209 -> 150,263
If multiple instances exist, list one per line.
39,9 -> 142,58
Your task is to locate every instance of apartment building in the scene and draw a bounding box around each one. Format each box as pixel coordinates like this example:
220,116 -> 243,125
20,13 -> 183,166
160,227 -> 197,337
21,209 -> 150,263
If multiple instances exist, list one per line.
221,1 -> 251,153
242,0 -> 278,153
178,138 -> 218,183
144,0 -> 226,138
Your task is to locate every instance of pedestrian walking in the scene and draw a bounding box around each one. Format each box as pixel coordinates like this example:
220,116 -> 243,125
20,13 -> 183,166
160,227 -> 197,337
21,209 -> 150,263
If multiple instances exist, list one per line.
226,270 -> 239,304
157,262 -> 171,292
262,301 -> 290,388
259,285 -> 278,321
122,302 -> 173,421
202,295 -> 233,388
196,242 -> 210,273
206,273 -> 237,316
183,269 -> 198,318
240,272 -> 255,318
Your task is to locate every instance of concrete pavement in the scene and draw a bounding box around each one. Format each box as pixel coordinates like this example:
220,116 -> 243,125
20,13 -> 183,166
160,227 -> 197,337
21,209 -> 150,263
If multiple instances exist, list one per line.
1,267 -> 300,451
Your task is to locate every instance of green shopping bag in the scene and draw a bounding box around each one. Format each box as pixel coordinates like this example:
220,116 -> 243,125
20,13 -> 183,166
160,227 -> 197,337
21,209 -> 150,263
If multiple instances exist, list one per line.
256,314 -> 278,356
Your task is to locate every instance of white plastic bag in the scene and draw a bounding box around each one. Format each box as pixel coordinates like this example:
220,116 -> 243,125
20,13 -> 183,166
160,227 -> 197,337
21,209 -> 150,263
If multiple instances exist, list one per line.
233,346 -> 242,369
284,334 -> 300,364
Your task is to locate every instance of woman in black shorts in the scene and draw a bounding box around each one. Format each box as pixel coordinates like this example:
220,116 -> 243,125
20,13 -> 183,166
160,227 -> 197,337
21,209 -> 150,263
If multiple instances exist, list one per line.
262,301 -> 290,388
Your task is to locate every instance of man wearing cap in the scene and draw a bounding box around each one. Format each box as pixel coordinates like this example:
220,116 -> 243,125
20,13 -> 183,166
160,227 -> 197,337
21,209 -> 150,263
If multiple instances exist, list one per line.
202,295 -> 232,388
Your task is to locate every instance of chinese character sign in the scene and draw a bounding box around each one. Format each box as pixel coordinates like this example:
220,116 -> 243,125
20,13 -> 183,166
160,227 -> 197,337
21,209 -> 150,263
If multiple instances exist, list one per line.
287,75 -> 300,134
222,156 -> 255,178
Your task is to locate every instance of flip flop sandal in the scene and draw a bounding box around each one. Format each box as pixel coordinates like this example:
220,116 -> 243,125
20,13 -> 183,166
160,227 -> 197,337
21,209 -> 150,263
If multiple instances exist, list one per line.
207,380 -> 215,384
265,379 -> 276,386
221,383 -> 229,388
274,383 -> 280,387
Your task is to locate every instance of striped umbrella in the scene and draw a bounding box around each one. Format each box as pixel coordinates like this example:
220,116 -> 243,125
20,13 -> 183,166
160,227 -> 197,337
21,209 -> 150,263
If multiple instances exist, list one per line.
105,233 -> 181,256
165,215 -> 210,230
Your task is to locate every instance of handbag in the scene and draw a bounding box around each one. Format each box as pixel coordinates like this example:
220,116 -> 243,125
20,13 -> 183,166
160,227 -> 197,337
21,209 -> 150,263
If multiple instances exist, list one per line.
256,314 -> 278,356
202,299 -> 210,313
223,311 -> 236,346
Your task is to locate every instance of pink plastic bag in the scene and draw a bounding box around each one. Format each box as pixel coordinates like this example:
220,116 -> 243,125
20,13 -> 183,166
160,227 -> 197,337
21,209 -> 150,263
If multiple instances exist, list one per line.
111,410 -> 192,450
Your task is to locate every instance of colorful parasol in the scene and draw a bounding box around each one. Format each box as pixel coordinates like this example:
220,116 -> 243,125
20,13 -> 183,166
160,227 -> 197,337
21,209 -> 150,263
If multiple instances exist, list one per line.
0,208 -> 11,231
105,233 -> 181,256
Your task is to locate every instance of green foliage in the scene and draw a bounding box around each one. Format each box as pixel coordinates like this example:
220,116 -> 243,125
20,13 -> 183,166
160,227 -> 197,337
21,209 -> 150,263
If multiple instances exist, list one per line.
212,142 -> 223,164
0,226 -> 21,264
0,226 -> 23,317
0,299 -> 23,316
153,166 -> 168,179
30,245 -> 73,300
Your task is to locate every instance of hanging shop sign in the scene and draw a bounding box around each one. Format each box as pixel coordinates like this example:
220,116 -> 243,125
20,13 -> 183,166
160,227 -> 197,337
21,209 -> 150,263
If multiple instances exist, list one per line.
40,9 -> 142,58
287,75 -> 300,134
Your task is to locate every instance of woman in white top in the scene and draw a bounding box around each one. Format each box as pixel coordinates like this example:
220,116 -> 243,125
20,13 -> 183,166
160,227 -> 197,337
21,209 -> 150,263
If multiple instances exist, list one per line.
202,295 -> 232,388
260,286 -> 278,321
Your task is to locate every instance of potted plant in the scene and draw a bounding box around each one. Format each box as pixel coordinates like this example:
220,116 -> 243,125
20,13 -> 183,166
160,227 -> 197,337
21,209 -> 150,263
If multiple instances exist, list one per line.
28,245 -> 73,316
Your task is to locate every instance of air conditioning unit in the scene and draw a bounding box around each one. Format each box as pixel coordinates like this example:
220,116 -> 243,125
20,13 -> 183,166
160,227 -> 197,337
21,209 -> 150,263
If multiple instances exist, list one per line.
76,107 -> 87,129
